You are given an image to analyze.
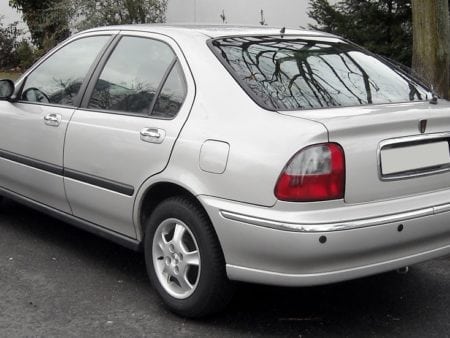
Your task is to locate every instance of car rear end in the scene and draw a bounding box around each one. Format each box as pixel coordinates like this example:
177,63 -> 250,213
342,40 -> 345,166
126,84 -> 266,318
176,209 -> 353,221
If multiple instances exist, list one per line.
195,30 -> 450,286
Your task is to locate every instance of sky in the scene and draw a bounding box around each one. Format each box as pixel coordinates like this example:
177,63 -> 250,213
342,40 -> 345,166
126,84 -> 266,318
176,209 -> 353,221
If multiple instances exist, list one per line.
0,0 -> 22,24
0,0 -> 318,30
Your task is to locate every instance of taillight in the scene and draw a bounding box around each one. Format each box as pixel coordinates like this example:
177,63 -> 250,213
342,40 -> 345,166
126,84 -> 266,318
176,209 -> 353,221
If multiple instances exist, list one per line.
275,143 -> 345,202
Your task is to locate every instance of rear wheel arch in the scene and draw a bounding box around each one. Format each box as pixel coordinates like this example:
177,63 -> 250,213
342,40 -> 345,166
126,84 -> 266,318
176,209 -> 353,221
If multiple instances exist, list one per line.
137,182 -> 218,244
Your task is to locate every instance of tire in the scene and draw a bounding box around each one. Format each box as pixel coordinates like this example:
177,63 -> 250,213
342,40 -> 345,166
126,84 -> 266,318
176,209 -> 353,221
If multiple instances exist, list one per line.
144,196 -> 234,318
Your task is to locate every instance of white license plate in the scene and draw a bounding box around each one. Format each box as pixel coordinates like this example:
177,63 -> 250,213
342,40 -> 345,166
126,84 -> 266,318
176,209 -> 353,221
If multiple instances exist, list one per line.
381,141 -> 450,175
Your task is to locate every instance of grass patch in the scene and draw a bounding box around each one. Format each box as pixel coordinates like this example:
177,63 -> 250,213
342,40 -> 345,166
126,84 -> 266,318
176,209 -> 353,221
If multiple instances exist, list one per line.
0,72 -> 21,81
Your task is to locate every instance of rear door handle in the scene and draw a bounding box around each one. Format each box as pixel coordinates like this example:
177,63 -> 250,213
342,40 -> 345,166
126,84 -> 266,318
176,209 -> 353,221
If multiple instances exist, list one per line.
140,128 -> 166,144
44,113 -> 61,127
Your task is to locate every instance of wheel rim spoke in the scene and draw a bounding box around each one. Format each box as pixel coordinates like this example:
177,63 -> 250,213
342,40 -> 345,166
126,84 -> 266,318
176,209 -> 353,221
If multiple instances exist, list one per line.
152,218 -> 201,299
177,274 -> 193,291
157,239 -> 166,253
172,223 -> 186,247
184,250 -> 200,266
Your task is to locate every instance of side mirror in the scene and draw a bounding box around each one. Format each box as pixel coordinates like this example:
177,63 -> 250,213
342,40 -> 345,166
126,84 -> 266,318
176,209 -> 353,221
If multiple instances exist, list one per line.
0,79 -> 15,100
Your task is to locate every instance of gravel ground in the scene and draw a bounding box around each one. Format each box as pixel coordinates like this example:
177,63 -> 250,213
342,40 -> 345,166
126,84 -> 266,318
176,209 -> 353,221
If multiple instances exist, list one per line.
0,198 -> 449,337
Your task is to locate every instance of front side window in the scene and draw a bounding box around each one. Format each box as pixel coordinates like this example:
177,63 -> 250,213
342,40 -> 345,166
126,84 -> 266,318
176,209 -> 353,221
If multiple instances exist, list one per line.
22,36 -> 110,106
210,36 -> 432,111
88,36 -> 176,115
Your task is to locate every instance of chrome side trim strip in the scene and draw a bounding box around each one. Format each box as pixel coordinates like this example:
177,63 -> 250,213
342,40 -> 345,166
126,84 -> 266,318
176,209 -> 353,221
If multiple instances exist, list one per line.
433,203 -> 450,214
219,203 -> 450,232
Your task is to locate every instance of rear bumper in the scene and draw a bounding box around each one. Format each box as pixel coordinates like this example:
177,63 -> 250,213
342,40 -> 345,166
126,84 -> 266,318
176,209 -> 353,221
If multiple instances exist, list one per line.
226,244 -> 450,286
200,194 -> 450,286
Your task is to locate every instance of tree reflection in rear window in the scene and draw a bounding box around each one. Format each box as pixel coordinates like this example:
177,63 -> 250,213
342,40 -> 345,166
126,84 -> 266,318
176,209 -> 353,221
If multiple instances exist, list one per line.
209,36 -> 431,111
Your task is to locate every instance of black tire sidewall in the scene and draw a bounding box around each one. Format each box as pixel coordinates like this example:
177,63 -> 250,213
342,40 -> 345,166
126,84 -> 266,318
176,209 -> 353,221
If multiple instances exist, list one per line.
144,197 -> 227,316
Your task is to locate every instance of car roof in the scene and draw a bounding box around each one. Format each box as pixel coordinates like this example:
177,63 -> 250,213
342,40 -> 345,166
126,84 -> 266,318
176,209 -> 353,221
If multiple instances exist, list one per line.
83,24 -> 337,40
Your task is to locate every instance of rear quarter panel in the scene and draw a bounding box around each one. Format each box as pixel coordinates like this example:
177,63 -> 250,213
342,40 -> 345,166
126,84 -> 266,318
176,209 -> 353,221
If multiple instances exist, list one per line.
135,33 -> 328,213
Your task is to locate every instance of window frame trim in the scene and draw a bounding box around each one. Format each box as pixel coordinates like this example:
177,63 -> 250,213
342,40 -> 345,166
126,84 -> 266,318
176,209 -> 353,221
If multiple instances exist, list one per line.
150,59 -> 188,119
81,33 -> 187,120
148,57 -> 177,115
14,32 -> 118,109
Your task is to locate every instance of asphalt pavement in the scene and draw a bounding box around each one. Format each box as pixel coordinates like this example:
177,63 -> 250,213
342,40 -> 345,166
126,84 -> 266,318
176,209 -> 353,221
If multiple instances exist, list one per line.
0,198 -> 449,337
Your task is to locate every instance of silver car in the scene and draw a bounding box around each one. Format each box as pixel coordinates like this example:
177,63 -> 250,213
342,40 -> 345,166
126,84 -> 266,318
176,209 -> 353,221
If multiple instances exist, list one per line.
0,25 -> 449,317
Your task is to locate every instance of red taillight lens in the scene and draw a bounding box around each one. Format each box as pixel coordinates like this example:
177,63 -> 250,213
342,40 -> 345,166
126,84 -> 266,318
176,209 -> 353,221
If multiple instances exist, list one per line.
275,143 -> 345,202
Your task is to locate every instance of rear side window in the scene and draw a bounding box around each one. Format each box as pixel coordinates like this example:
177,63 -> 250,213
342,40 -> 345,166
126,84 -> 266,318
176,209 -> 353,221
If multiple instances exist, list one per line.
209,36 -> 431,111
21,36 -> 110,106
88,36 -> 175,115
151,61 -> 187,119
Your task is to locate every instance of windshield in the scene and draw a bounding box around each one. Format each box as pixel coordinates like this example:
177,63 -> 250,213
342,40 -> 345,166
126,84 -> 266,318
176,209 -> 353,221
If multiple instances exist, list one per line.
209,36 -> 431,111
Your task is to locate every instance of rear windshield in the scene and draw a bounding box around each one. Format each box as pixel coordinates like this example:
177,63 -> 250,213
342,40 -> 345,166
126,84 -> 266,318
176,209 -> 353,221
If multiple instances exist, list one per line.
209,36 -> 431,111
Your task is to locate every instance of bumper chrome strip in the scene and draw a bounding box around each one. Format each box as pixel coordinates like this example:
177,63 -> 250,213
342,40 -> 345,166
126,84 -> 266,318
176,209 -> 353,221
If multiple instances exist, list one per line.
433,203 -> 450,214
220,202 -> 450,232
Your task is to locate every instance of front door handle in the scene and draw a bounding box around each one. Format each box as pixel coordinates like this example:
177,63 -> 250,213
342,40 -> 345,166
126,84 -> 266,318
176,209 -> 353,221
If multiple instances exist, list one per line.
140,128 -> 166,144
44,113 -> 61,127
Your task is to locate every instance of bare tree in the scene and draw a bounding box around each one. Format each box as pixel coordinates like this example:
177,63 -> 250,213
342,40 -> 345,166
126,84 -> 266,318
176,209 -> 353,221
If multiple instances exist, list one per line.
73,0 -> 168,31
9,0 -> 71,49
412,0 -> 449,99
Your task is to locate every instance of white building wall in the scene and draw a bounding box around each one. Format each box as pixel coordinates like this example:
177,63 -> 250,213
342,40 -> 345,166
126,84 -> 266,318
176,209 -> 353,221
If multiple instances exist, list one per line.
166,0 -> 315,28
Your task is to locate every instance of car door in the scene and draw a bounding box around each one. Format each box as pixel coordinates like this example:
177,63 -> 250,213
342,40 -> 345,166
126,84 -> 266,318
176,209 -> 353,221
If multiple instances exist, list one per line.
0,33 -> 113,212
63,31 -> 195,237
